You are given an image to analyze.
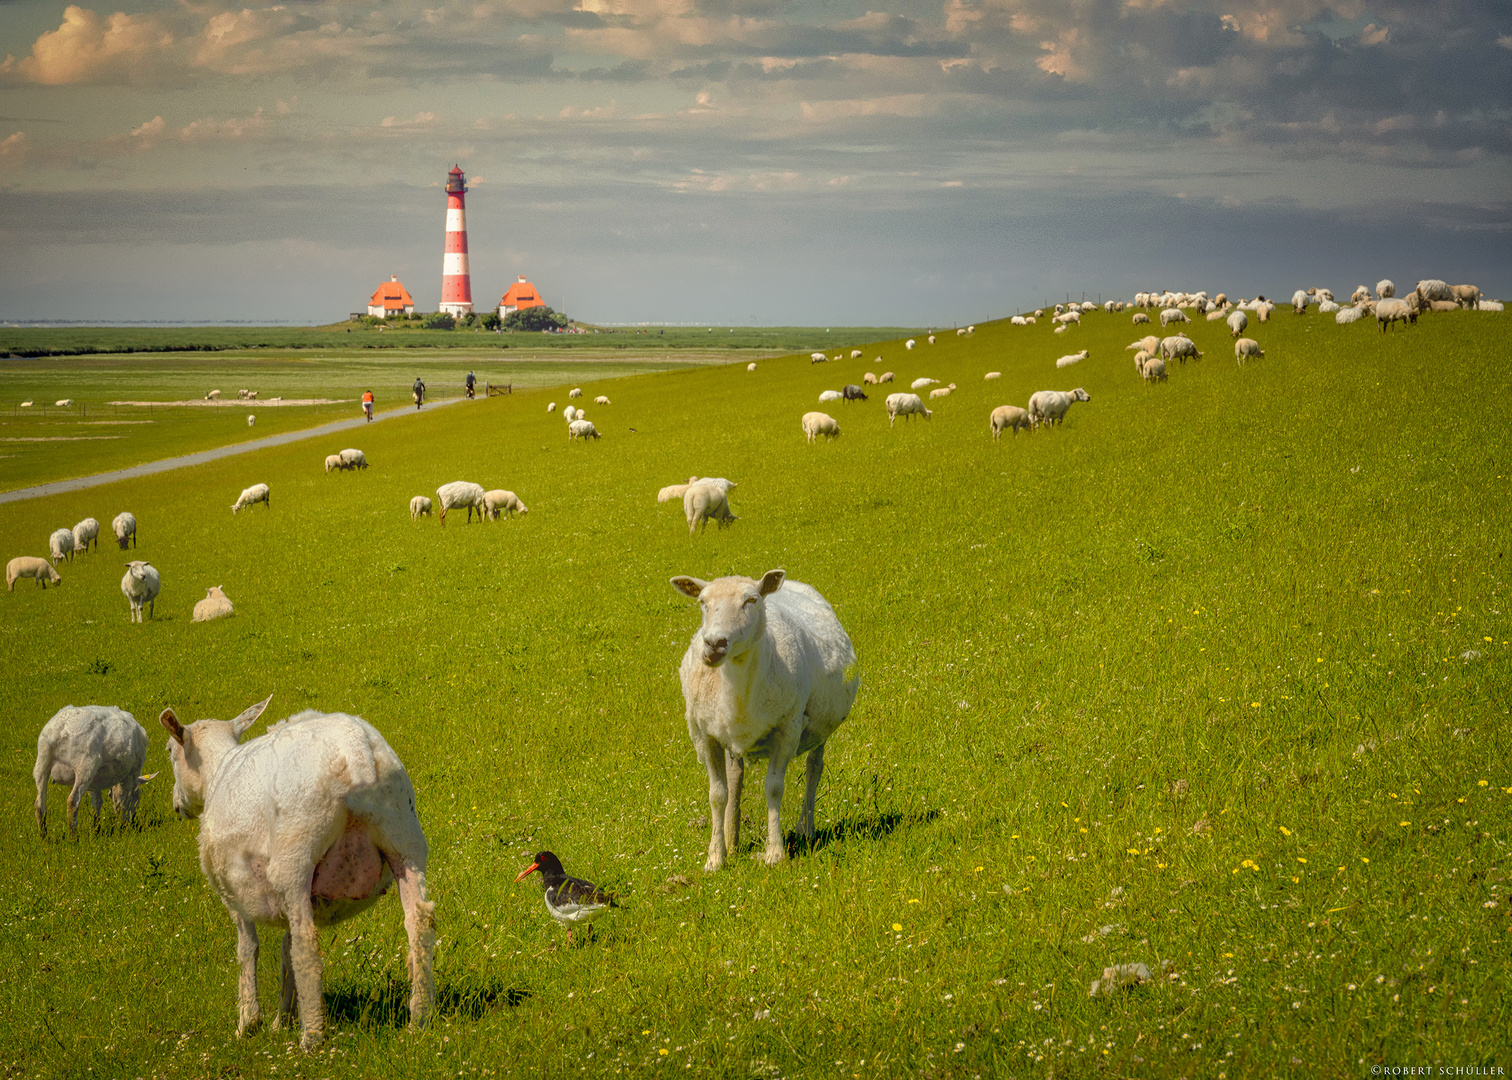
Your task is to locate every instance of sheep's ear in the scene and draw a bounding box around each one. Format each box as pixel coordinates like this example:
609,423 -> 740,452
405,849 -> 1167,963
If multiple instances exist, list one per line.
160,709 -> 185,745
230,694 -> 273,739
758,569 -> 785,596
670,576 -> 707,599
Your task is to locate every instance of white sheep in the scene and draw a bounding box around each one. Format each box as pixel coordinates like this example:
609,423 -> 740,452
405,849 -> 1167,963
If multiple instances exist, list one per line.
247,415 -> 256,427
747,363 -> 757,372
658,477 -> 701,503
1026,388 -> 1090,428
1159,308 -> 1189,327
436,481 -> 486,526
670,570 -> 857,870
1226,310 -> 1249,338
1415,279 -> 1453,303
121,560 -> 160,623
904,339 -> 916,350
193,586 -> 234,622
569,388 -> 583,398
1336,305 -> 1367,325
1056,350 -> 1088,369
72,518 -> 100,553
1351,286 -> 1371,304
7,556 -> 61,591
878,372 -> 895,384
684,482 -> 737,533
818,390 -> 843,403
1375,298 -> 1416,331
232,484 -> 270,514
1451,285 -> 1480,308
325,455 -> 346,473
984,371 -> 1001,380
851,349 -> 863,358
928,384 -> 956,399
207,390 -> 222,400
1054,325 -> 1066,334
885,393 -> 932,427
956,329 -> 966,337
927,334 -> 935,344
1256,301 -> 1274,322
1011,316 -> 1028,326
409,496 -> 433,521
1128,335 -> 1160,355
1234,338 -> 1264,364
112,512 -> 136,550
910,377 -> 939,390
338,448 -> 368,470
1024,316 -> 1036,324
801,412 -> 840,443
1160,336 -> 1202,363
862,372 -> 878,385
1133,349 -> 1153,375
1377,279 -> 1395,299
594,396 -> 611,405
562,405 -> 581,422
547,402 -> 557,412
1141,356 -> 1167,383
160,699 -> 434,1049
1477,300 -> 1504,312
990,405 -> 1032,440
1054,311 -> 1081,325
1291,289 -> 1311,314
810,352 -> 828,364
49,528 -> 75,564
246,391 -> 258,400
1318,300 -> 1340,314
237,389 -> 250,399
483,489 -> 528,520
34,705 -> 151,837
568,419 -> 600,442
55,399 -> 73,407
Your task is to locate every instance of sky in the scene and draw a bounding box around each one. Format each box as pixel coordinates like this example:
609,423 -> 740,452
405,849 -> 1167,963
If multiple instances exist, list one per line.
0,0 -> 1508,325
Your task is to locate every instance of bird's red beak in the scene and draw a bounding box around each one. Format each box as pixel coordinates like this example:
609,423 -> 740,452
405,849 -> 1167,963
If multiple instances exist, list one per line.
513,862 -> 540,883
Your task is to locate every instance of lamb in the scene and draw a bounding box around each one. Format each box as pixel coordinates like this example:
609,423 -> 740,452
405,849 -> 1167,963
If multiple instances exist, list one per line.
928,384 -> 956,399
1234,338 -> 1265,364
927,334 -> 936,344
1377,279 -> 1395,299
483,490 -> 528,520
237,390 -> 250,399
1026,388 -> 1090,428
904,339 -> 916,350
841,385 -> 868,402
1160,308 -> 1189,327
193,586 -> 235,622
232,484 -> 270,514
1054,325 -> 1066,334
1375,298 -> 1416,332
325,455 -> 347,473
1227,310 -> 1248,338
1055,350 -> 1088,369
684,482 -> 737,533
1129,335 -> 1160,355
246,391 -> 258,400
112,512 -> 136,549
72,518 -> 100,553
594,396 -> 611,405
338,449 -> 368,470
121,561 -> 161,623
34,705 -> 151,837
1160,336 -> 1202,363
436,481 -> 486,526
7,556 -> 62,591
1141,356 -> 1168,383
910,377 -> 939,390
818,390 -> 843,403
878,372 -> 895,384
568,419 -> 600,441
990,405 -> 1032,440
160,698 -> 434,1049
810,352 -> 828,364
547,402 -> 557,412
670,570 -> 858,870
569,388 -> 583,398
49,528 -> 75,564
1451,284 -> 1480,308
885,393 -> 932,427
984,371 -> 1001,380
1133,349 -> 1153,375
801,412 -> 840,443
1336,305 -> 1367,325
207,390 -> 222,400
247,415 -> 256,428
409,496 -> 433,521
747,363 -> 757,372
862,372 -> 878,385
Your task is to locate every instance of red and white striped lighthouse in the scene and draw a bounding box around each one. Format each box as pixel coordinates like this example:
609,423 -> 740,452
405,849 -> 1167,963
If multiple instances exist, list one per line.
438,165 -> 473,318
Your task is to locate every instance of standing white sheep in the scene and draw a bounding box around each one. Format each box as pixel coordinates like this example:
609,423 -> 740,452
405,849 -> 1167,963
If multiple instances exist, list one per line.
1376,279 -> 1395,299
885,393 -> 932,427
1160,308 -> 1189,327
1226,309 -> 1248,338
483,490 -> 529,520
747,363 -> 757,372
904,339 -> 916,350
121,560 -> 160,622
1132,313 -> 1151,325
34,705 -> 152,837
990,406 -> 1032,440
193,586 -> 235,622
1141,356 -> 1168,383
7,557 -> 62,591
325,455 -> 346,473
1160,336 -> 1202,363
436,481 -> 486,526
247,415 -> 256,427
878,372 -> 895,384
160,698 -> 434,1050
112,512 -> 137,550
72,518 -> 100,553
684,482 -> 737,533
49,528 -> 75,564
338,449 -> 368,470
594,396 -> 611,405
569,388 -> 583,398
568,419 -> 600,442
207,390 -> 222,400
409,496 -> 433,520
1234,338 -> 1264,363
547,402 -> 557,412
232,484 -> 270,514
670,570 -> 858,870
801,412 -> 840,443
1026,388 -> 1090,428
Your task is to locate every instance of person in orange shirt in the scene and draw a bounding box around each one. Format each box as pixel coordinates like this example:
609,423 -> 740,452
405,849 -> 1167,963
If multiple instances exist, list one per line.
362,390 -> 374,421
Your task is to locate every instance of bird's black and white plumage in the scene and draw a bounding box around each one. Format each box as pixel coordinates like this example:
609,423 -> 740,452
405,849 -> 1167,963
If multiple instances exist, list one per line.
514,850 -> 619,928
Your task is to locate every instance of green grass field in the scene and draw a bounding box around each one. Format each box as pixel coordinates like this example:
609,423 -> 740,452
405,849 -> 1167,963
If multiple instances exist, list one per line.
1,308 -> 1508,1078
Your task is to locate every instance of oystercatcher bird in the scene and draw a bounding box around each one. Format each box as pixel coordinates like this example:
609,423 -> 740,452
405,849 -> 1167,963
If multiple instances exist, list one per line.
514,851 -> 619,936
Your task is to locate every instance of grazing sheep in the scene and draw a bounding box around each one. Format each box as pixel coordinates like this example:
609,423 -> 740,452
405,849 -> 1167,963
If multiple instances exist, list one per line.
1034,310 -> 1043,318
1375,298 -> 1416,332
841,384 -> 868,402
904,339 -> 916,351
338,449 -> 368,470
1291,289 -> 1310,314
1336,305 -> 1367,325
956,329 -> 966,336
1054,311 -> 1081,326
885,393 -> 932,427
207,390 -> 222,400
990,405 -> 1032,440
1056,350 -> 1088,369
1160,308 -> 1189,327
862,372 -> 878,385
910,378 -> 939,390
1160,336 -> 1202,363
562,406 -> 581,422
1026,388 -> 1090,428
878,372 -> 895,384
1132,349 -> 1153,375
409,496 -> 433,521
1256,301 -> 1273,322
818,390 -> 843,403
928,384 -> 956,399
232,484 -> 270,514
984,371 -> 1001,380
801,412 -> 840,443
684,483 -> 737,533
927,334 -> 936,344
237,390 -> 250,399
1011,315 -> 1028,326
325,455 -> 347,473
594,396 -> 611,405
112,512 -> 136,550
436,481 -> 486,526
1415,279 -> 1453,303
72,518 -> 100,553
851,349 -> 863,358
809,352 -> 828,364
246,391 -> 258,400
547,402 -> 557,412
7,556 -> 61,591
1451,284 -> 1480,308
1141,356 -> 1168,383
160,699 -> 434,1050
247,415 -> 256,428
568,419 -> 600,442
483,490 -> 528,520
1227,310 -> 1249,338
34,705 -> 151,837
193,586 -> 234,623
1128,335 -> 1160,355
670,569 -> 858,870
1024,316 -> 1036,324
659,477 -> 700,503
747,363 -> 757,372
1234,338 -> 1265,364
569,388 -> 583,398
1377,279 -> 1395,299
120,561 -> 160,623
49,529 -> 74,564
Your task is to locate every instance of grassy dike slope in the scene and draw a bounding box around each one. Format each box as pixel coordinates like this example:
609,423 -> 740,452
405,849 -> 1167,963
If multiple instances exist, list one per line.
0,311 -> 1509,1078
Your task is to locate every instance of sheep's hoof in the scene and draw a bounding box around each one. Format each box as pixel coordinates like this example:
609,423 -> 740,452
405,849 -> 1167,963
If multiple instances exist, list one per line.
756,848 -> 787,867
238,1015 -> 264,1038
299,1030 -> 324,1052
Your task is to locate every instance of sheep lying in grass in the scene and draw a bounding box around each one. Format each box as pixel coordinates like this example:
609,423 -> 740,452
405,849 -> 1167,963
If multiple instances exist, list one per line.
325,455 -> 346,473
49,529 -> 74,564
885,393 -> 932,427
121,561 -> 160,623
1027,388 -> 1090,428
990,405 -> 1032,440
72,518 -> 100,553
911,377 -> 939,390
1160,336 -> 1202,363
193,586 -> 234,622
338,449 -> 367,470
984,371 -> 1001,380
1477,300 -> 1504,312
684,482 -> 737,533
7,556 -> 61,591
802,412 -> 840,443
670,569 -> 858,870
56,399 -> 73,408
160,698 -> 434,1050
34,705 -> 151,837
436,481 -> 485,526
1141,356 -> 1168,383
568,419 -> 600,442
818,390 -> 843,403
483,490 -> 528,520
1056,350 -> 1088,369
409,496 -> 432,521
1336,305 -> 1367,325
232,484 -> 270,514
1234,338 -> 1264,363
928,384 -> 956,399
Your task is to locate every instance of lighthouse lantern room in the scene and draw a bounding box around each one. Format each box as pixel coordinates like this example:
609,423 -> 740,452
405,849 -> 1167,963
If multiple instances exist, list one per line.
438,165 -> 474,318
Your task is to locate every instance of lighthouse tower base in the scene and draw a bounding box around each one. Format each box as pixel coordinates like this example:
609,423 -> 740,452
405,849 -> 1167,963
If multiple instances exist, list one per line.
438,302 -> 474,318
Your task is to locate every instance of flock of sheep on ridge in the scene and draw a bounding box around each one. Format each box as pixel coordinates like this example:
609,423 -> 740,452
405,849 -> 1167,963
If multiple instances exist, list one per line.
13,273 -> 1499,1051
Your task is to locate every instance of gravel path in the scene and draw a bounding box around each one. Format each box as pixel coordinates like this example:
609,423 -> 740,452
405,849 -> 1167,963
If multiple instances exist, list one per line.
0,397 -> 464,504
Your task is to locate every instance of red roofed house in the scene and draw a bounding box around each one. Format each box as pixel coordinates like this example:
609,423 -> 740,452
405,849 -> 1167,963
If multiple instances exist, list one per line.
368,275 -> 416,317
499,276 -> 546,315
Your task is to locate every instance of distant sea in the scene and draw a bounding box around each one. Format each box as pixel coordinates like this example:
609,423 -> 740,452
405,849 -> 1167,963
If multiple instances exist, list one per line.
0,319 -> 308,328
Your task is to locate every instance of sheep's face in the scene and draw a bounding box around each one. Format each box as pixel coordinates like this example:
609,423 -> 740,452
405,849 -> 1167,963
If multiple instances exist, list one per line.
160,696 -> 272,819
672,570 -> 785,668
